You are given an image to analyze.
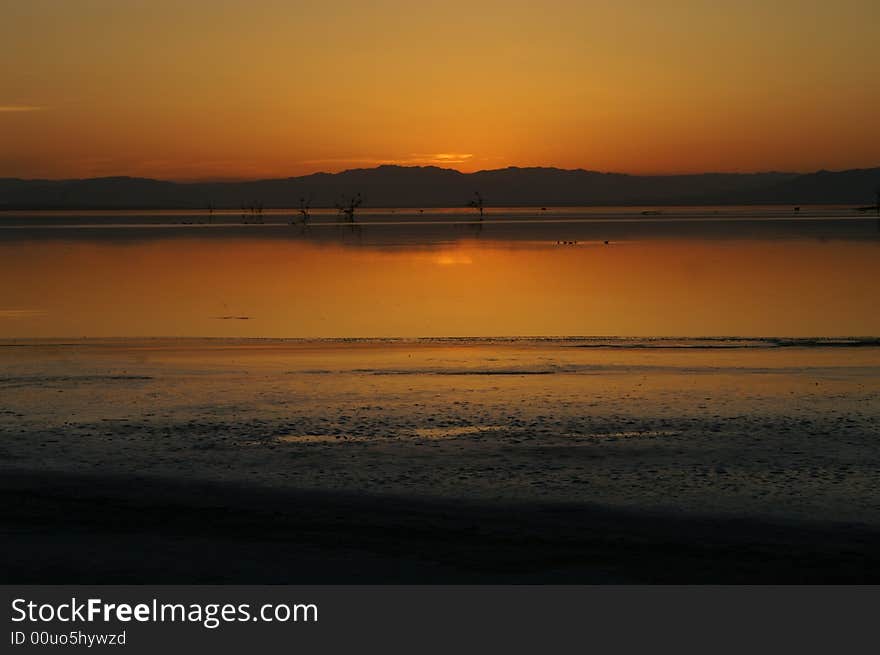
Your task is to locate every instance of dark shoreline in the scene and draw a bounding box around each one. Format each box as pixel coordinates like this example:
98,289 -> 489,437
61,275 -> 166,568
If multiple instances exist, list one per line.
2,469 -> 878,584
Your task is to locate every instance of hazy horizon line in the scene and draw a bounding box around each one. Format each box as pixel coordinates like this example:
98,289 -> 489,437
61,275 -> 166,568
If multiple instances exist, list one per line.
4,163 -> 880,185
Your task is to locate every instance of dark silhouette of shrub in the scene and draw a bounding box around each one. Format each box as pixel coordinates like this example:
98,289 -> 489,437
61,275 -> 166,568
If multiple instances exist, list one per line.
467,191 -> 485,218
335,193 -> 362,222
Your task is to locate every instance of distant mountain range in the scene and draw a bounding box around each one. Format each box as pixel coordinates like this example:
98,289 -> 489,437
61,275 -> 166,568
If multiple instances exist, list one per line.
1,165 -> 879,209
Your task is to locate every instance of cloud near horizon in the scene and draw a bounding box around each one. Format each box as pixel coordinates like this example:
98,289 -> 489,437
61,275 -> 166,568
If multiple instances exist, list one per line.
414,153 -> 474,165
300,153 -> 476,169
0,105 -> 45,113
0,309 -> 47,319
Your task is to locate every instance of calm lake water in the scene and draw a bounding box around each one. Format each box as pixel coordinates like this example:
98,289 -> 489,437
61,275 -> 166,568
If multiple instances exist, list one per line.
1,206 -> 878,338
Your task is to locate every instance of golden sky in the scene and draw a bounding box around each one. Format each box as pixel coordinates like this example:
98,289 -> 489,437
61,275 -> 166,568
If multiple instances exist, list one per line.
2,0 -> 879,180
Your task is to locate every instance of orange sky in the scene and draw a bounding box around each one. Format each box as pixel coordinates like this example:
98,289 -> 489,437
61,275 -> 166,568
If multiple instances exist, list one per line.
2,0 -> 879,180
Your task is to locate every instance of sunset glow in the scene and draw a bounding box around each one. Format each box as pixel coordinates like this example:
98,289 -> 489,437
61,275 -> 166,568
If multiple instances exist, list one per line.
3,0 -> 879,180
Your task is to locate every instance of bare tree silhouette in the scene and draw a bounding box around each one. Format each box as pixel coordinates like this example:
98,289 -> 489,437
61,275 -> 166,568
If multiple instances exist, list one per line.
467,191 -> 485,218
335,193 -> 362,222
295,193 -> 313,225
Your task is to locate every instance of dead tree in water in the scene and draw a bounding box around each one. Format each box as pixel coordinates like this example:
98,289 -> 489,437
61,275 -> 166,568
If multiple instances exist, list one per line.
335,193 -> 362,222
468,191 -> 485,218
295,194 -> 313,225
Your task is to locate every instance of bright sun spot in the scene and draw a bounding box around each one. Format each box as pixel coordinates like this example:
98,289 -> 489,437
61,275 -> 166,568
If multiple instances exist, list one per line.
435,253 -> 473,266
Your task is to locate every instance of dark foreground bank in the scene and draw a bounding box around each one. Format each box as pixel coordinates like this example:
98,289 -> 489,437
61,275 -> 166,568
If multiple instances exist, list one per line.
1,469 -> 878,584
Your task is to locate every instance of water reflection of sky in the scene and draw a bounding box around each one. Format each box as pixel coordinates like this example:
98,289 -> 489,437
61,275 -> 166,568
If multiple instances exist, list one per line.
0,214 -> 878,338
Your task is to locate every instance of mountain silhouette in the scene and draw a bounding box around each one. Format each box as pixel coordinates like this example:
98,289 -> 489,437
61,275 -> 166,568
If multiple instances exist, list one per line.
1,165 -> 878,209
